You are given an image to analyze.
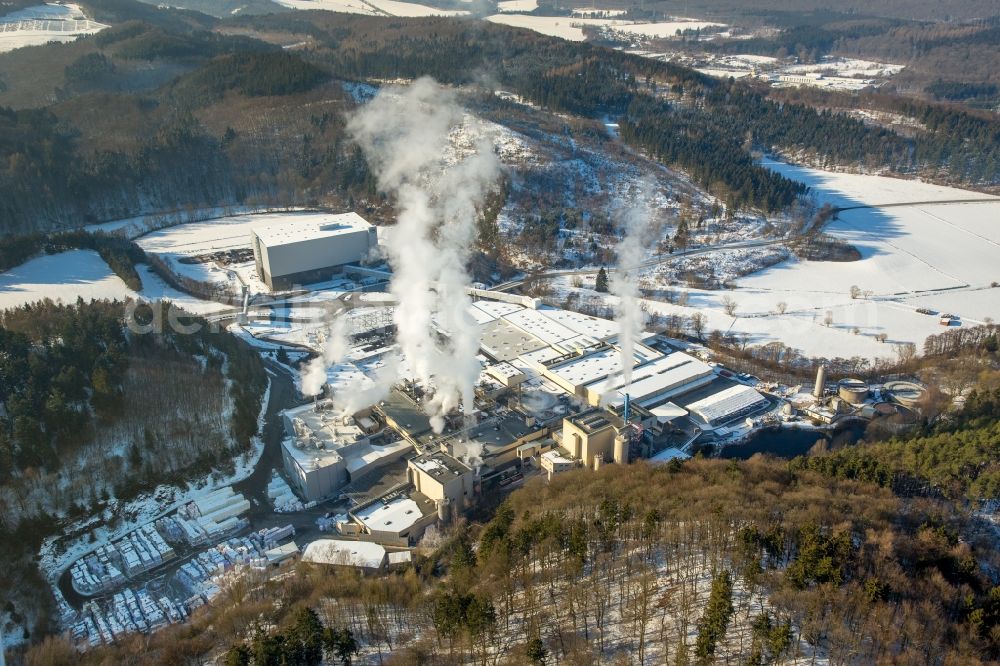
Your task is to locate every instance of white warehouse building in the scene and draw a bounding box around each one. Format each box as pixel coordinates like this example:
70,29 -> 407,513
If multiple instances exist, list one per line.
251,212 -> 377,291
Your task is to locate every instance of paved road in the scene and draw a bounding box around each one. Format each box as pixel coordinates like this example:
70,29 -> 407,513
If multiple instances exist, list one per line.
833,197 -> 998,212
233,359 -> 304,514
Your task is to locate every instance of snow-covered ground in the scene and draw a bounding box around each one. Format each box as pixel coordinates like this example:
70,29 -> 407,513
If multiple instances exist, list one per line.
622,161 -> 1000,359
0,249 -> 233,314
496,0 -> 535,10
273,0 -> 379,13
784,56 -> 904,79
762,159 -> 995,207
85,206 -> 264,240
0,250 -> 132,309
0,2 -> 107,52
540,159 -> 997,361
368,0 -> 468,15
134,265 -> 233,315
273,0 -> 468,16
485,14 -> 722,42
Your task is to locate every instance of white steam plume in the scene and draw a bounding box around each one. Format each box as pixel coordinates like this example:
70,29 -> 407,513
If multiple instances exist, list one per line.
454,438 -> 484,475
299,315 -> 350,397
333,353 -> 401,416
611,182 -> 657,388
347,77 -> 501,432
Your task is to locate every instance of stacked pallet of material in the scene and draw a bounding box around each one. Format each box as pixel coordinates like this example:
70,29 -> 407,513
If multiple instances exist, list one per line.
267,474 -> 303,513
260,524 -> 295,547
192,487 -> 241,518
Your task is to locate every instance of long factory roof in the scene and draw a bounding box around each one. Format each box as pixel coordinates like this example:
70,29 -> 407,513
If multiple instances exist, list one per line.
253,212 -> 372,247
594,352 -> 715,406
686,384 -> 768,424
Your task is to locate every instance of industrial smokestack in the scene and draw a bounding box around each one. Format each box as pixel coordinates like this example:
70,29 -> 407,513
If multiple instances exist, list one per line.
813,365 -> 827,399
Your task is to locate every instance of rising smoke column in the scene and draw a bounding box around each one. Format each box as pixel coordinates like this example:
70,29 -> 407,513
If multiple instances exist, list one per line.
333,353 -> 401,416
611,182 -> 657,388
347,77 -> 501,432
299,314 -> 350,397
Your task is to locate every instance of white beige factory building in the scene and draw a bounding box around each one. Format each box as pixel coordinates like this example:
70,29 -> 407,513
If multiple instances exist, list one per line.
251,212 -> 377,291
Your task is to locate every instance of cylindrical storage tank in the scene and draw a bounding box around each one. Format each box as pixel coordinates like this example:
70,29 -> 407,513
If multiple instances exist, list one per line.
884,381 -> 927,409
813,365 -> 827,398
593,457 -> 602,472
837,379 -> 869,405
613,431 -> 629,465
437,498 -> 451,524
874,402 -> 898,417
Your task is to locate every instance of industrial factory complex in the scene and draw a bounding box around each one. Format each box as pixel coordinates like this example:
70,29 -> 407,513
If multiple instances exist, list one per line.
274,294 -> 777,537
50,208 -> 941,652
269,284 -> 933,558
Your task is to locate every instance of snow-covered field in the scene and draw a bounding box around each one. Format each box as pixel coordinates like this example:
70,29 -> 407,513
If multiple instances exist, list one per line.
485,14 -> 721,41
273,0 -> 468,16
0,250 -> 132,309
368,0 -> 468,15
785,56 -> 904,79
0,3 -> 107,52
762,159 -> 995,207
0,249 -> 233,314
496,0 -> 536,11
638,161 -> 1000,359
134,265 -> 233,315
540,160 -> 999,361
635,50 -> 903,92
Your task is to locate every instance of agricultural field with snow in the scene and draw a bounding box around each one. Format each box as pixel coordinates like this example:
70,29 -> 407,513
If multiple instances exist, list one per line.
0,3 -> 107,52
0,249 -> 233,314
0,250 -> 132,310
273,0 -> 468,16
496,0 -> 535,10
536,159 -> 998,362
485,14 -> 721,42
784,57 -> 904,79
